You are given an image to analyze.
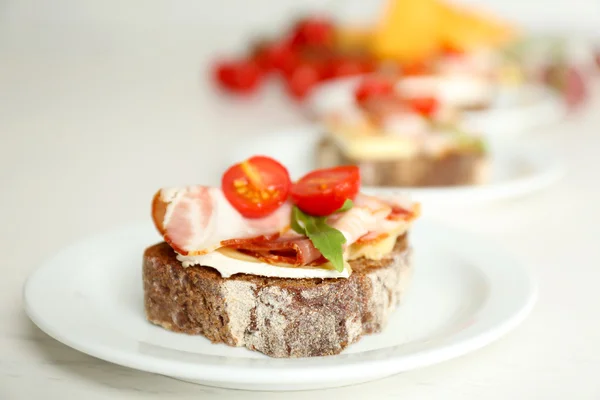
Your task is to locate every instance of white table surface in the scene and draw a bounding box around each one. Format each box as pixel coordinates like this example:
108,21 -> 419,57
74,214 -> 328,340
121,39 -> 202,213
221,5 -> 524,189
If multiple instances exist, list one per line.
2,2 -> 600,399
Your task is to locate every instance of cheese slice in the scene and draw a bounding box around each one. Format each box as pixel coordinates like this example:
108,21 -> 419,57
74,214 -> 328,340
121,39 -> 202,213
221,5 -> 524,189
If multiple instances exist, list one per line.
348,225 -> 409,261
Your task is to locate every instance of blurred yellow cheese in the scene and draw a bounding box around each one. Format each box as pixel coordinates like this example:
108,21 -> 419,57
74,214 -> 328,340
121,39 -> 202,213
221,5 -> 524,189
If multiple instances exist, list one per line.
438,2 -> 515,52
371,0 -> 442,62
369,0 -> 516,62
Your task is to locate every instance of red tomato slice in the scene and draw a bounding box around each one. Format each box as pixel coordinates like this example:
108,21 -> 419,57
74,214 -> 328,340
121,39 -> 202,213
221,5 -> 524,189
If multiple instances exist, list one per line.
291,166 -> 360,216
408,96 -> 439,117
222,156 -> 291,218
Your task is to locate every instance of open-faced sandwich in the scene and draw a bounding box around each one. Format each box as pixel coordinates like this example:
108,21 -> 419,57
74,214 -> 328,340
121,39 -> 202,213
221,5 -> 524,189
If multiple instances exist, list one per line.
318,75 -> 488,187
144,156 -> 419,357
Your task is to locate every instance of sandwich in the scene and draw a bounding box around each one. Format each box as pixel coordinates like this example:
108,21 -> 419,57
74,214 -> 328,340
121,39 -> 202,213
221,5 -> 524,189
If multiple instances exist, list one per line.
144,156 -> 419,357
318,75 -> 488,187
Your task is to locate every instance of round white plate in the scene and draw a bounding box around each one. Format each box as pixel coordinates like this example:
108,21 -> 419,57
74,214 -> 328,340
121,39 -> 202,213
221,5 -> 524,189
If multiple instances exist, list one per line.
24,220 -> 536,391
306,76 -> 566,141
224,126 -> 565,208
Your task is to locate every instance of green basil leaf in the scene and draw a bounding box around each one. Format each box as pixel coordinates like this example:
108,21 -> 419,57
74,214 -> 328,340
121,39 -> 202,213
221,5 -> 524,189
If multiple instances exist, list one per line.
336,199 -> 354,213
307,219 -> 347,272
290,206 -> 307,235
290,205 -> 348,272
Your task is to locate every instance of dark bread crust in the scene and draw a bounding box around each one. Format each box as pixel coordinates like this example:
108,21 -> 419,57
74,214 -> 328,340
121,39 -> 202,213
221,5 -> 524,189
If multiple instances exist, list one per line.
143,235 -> 412,358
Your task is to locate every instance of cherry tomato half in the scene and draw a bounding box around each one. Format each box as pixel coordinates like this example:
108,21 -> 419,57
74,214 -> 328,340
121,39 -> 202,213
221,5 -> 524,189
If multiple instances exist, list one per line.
222,156 -> 291,218
291,166 -> 360,216
407,96 -> 439,117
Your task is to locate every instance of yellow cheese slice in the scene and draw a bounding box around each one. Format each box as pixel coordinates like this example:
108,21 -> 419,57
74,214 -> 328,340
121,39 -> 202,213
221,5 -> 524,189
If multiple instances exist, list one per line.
371,0 -> 442,62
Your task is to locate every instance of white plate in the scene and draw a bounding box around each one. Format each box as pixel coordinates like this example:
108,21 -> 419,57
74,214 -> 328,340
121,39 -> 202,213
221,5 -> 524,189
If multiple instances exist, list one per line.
307,76 -> 566,141
464,84 -> 567,141
224,126 -> 565,208
24,220 -> 536,391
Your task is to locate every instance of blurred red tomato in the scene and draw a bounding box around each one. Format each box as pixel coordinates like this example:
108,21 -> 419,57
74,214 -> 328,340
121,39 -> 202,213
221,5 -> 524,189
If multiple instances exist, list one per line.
253,40 -> 299,73
284,63 -> 321,100
354,76 -> 395,104
290,17 -> 334,48
214,59 -> 262,93
325,56 -> 375,79
407,96 -> 439,117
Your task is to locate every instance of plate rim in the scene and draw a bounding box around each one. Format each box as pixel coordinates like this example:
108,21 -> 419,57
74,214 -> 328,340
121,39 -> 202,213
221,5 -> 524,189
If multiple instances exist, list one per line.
362,146 -> 566,205
24,221 -> 537,385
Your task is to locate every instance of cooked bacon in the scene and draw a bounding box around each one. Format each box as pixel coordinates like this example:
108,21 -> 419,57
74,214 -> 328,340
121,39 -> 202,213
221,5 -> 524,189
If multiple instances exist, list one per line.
152,185 -> 292,256
380,194 -> 419,221
222,235 -> 322,266
161,186 -> 213,255
387,206 -> 414,221
237,250 -> 329,267
220,233 -> 282,246
331,193 -> 392,244
355,232 -> 390,245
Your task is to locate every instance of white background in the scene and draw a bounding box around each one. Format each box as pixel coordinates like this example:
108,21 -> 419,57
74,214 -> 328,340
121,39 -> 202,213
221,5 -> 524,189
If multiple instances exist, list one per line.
1,0 -> 600,398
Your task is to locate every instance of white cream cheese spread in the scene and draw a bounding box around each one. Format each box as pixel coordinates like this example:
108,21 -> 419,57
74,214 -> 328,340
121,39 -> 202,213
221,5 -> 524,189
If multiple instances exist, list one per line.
176,250 -> 351,279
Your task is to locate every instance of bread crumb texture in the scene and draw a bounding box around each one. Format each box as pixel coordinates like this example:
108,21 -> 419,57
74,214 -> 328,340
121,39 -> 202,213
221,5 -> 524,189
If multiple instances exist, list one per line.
143,236 -> 412,358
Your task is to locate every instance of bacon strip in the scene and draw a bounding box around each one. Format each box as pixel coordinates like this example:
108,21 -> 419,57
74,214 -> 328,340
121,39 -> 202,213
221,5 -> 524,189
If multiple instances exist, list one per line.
153,186 -> 292,256
222,235 -> 322,266
355,232 -> 390,245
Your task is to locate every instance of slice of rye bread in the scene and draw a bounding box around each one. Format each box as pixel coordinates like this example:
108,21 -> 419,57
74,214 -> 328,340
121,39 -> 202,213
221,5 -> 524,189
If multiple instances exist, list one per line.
143,234 -> 412,358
